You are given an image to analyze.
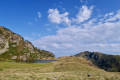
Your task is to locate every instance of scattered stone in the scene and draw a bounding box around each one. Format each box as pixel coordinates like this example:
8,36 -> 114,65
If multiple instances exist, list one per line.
88,74 -> 91,77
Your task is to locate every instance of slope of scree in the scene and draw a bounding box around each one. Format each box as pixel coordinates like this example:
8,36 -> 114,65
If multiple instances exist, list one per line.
0,26 -> 55,61
74,51 -> 120,72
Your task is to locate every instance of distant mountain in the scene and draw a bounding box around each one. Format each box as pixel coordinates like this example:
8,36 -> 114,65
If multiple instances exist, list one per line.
0,26 -> 55,61
74,51 -> 120,72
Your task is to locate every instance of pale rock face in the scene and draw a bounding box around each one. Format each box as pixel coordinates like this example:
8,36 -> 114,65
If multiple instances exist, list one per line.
19,55 -> 27,61
0,34 -> 6,49
11,56 -> 17,59
0,34 -> 9,54
25,41 -> 35,53
9,33 -> 24,46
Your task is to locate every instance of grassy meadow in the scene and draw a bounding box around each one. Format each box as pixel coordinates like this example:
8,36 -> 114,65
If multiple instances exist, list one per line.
0,56 -> 120,80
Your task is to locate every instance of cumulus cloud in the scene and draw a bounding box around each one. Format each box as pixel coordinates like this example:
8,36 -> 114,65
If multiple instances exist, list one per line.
72,5 -> 94,24
33,21 -> 120,57
48,6 -> 93,25
38,12 -> 42,18
32,6 -> 120,57
48,8 -> 71,25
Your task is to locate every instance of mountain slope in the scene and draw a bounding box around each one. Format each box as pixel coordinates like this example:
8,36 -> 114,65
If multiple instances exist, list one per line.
74,51 -> 120,72
0,26 -> 54,61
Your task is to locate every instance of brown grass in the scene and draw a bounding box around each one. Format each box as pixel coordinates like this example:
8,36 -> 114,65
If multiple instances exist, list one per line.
0,56 -> 120,80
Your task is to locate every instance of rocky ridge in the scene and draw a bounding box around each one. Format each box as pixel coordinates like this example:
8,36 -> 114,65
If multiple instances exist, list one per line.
74,51 -> 120,72
0,26 -> 55,61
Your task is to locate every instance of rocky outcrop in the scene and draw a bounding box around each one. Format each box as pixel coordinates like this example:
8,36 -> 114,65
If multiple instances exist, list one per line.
0,26 -> 55,61
0,34 -> 9,54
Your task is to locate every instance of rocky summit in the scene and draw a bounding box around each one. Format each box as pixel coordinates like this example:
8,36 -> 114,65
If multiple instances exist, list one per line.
0,26 -> 55,61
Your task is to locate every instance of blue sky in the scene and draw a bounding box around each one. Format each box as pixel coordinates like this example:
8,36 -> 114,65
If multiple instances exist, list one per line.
0,0 -> 120,57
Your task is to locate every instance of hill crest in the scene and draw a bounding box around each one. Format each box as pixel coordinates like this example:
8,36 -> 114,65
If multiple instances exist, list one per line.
74,51 -> 120,72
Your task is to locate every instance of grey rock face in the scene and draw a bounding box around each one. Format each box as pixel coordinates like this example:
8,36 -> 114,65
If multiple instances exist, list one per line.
0,34 -> 9,54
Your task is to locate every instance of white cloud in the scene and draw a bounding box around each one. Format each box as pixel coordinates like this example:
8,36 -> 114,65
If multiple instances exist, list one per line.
104,12 -> 114,18
32,6 -> 120,57
48,8 -> 71,26
33,20 -> 120,57
106,10 -> 120,22
72,5 -> 94,24
38,12 -> 42,18
48,6 -> 93,25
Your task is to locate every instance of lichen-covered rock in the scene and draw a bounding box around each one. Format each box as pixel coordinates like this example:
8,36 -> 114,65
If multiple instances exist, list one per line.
0,34 -> 6,49
0,26 -> 55,61
24,41 -> 35,53
0,34 -> 9,54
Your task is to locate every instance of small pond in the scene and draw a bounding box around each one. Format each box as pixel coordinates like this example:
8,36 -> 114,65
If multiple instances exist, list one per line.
32,60 -> 57,63
9,60 -> 57,63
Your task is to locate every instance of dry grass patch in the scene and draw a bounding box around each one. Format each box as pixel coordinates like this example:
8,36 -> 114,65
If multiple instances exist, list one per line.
0,57 -> 120,80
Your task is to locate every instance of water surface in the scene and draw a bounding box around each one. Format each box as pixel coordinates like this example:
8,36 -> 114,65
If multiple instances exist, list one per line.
33,60 -> 57,63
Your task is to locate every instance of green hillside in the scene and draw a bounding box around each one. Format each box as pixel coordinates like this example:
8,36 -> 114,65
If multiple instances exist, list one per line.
0,26 -> 54,61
